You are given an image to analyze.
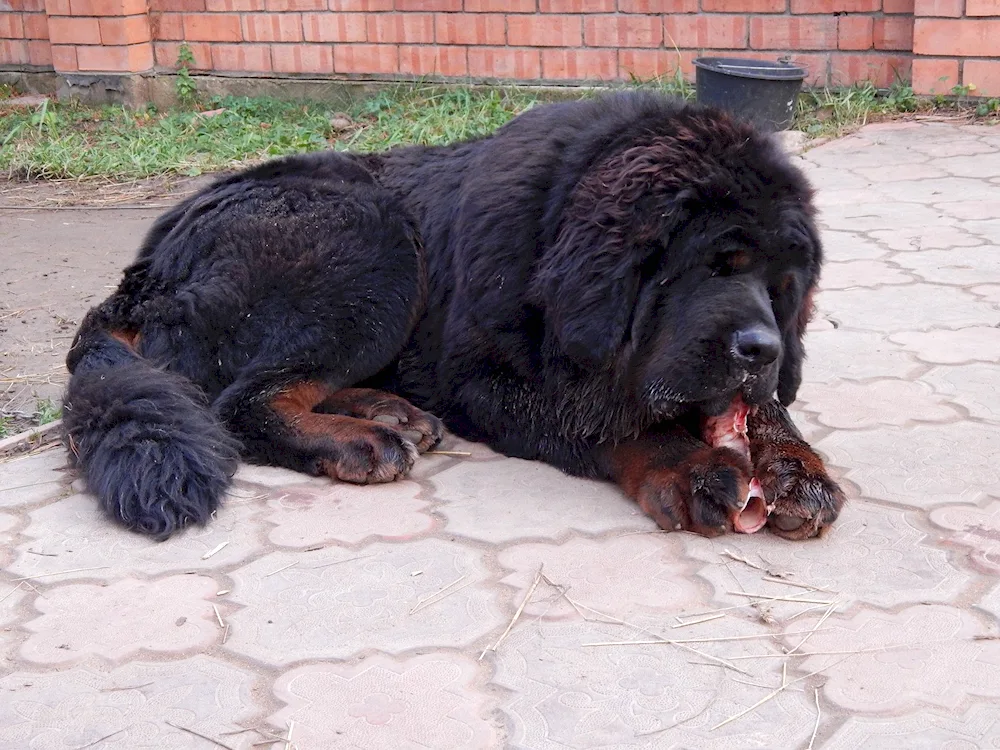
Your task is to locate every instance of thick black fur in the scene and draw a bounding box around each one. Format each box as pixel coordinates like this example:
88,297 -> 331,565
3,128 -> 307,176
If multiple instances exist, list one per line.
65,92 -> 832,538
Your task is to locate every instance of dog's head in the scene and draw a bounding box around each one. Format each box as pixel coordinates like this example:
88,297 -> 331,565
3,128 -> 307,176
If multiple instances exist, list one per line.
531,102 -> 821,417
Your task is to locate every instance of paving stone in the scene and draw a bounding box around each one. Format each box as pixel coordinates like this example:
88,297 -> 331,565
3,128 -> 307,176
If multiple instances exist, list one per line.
909,137 -> 1000,158
801,330 -> 920,384
921,363 -> 1000,423
868,223 -> 984,252
224,540 -> 502,664
933,500 -> 1000,576
970,284 -> 1000,308
491,618 -> 816,749
890,327 -> 1000,364
268,653 -> 500,749
818,230 -> 889,262
818,422 -> 1000,509
818,285 -> 997,332
818,202 -> 953,232
264,481 -> 436,548
941,153 -> 1000,178
783,604 -> 1000,714
430,459 -> 652,545
0,511 -> 18,567
0,656 -> 259,750
853,163 -> 950,182
0,449 -> 70,508
825,703 -> 1000,750
819,259 -> 914,289
682,499 -> 971,609
873,177 -> 994,204
6,491 -> 267,580
233,462 -> 319,487
19,574 -> 220,666
936,199 -> 1000,220
896,247 -> 1000,286
797,379 -> 960,430
495,534 -> 702,621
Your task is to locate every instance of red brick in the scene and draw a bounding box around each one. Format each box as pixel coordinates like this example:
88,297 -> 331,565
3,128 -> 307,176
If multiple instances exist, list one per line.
0,39 -> 29,64
585,15 -> 662,47
70,0 -> 149,15
968,0 -> 1000,14
542,0 -> 615,9
665,15 -> 747,48
873,17 -> 912,49
790,0 -> 878,11
435,13 -> 504,44
334,43 -> 397,73
838,15 -> 873,49
0,14 -> 24,39
48,16 -> 100,45
17,0 -> 48,11
750,16 -> 838,49
789,51 -> 830,84
465,0 -> 533,10
207,0 -> 264,8
150,12 -> 183,40
23,14 -> 50,40
883,0 -> 914,10
271,42 -> 332,72
150,0 -> 202,10
914,19 -> 1000,55
183,13 -> 241,41
50,43 -> 76,69
830,52 -> 909,86
329,0 -> 391,8
542,48 -> 616,79
303,12 -> 365,41
45,0 -> 71,15
963,59 -> 1000,95
77,42 -> 153,71
153,39 -> 210,67
211,41 -> 271,69
619,48 -> 695,79
100,15 -> 150,45
702,0 -> 785,11
397,0 -> 459,8
28,39 -> 51,64
507,14 -> 582,46
242,13 -> 303,42
367,13 -> 434,43
913,0 -> 963,16
621,0 -> 697,9
265,0 -> 322,9
911,57 -> 958,93
467,46 -> 540,78
399,44 -> 468,75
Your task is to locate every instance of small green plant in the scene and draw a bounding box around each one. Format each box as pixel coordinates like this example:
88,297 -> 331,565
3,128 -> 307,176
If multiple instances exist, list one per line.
175,43 -> 198,107
35,398 -> 61,425
976,98 -> 1000,117
884,81 -> 917,113
0,415 -> 10,439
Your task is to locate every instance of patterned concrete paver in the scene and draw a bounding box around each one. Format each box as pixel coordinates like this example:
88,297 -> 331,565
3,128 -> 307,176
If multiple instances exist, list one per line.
1,118 -> 999,748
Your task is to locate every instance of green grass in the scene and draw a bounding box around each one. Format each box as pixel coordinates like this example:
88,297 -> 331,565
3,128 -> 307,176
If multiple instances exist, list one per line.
0,78 -> 995,182
34,398 -> 61,426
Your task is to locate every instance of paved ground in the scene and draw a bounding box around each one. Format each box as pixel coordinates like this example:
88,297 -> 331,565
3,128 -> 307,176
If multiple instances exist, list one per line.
1,119 -> 999,749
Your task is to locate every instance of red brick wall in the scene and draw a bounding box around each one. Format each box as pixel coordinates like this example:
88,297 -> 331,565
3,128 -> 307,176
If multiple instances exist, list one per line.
0,0 -> 993,97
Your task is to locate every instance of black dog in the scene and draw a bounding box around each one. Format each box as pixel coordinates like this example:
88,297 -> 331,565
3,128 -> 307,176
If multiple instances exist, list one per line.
63,92 -> 844,540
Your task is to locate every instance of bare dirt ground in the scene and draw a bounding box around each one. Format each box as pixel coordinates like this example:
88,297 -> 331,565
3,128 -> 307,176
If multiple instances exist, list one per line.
0,176 -> 213,429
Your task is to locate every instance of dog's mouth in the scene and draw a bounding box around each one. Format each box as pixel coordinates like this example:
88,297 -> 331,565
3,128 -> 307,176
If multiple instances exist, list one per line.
700,395 -> 769,534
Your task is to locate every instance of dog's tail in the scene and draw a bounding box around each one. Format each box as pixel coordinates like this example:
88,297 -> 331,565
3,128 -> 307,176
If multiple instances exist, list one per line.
62,318 -> 240,538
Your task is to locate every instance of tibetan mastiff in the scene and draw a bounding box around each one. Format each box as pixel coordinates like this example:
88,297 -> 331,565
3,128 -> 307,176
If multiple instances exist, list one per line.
63,92 -> 845,541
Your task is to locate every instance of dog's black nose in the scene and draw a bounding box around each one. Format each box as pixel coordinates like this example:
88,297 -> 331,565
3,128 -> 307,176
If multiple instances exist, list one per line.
731,326 -> 781,371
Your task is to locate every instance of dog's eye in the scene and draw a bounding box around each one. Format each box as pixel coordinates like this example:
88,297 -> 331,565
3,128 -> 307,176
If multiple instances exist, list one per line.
769,272 -> 796,300
710,250 -> 751,277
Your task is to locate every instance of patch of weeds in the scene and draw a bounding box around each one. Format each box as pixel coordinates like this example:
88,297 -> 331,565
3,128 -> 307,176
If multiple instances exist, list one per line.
794,81 -> 935,139
977,98 -> 1000,117
35,398 -> 61,425
175,43 -> 198,107
0,415 -> 10,439
0,82 -> 18,100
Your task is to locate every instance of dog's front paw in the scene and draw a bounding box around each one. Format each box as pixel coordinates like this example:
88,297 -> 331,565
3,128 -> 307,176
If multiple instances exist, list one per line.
635,447 -> 764,538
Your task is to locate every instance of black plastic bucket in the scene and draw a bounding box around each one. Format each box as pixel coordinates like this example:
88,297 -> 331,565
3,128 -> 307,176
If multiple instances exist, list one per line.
693,57 -> 807,132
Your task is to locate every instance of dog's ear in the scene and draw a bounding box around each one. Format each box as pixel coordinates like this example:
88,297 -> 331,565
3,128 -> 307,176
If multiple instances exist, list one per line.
532,145 -> 691,366
777,270 -> 819,406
